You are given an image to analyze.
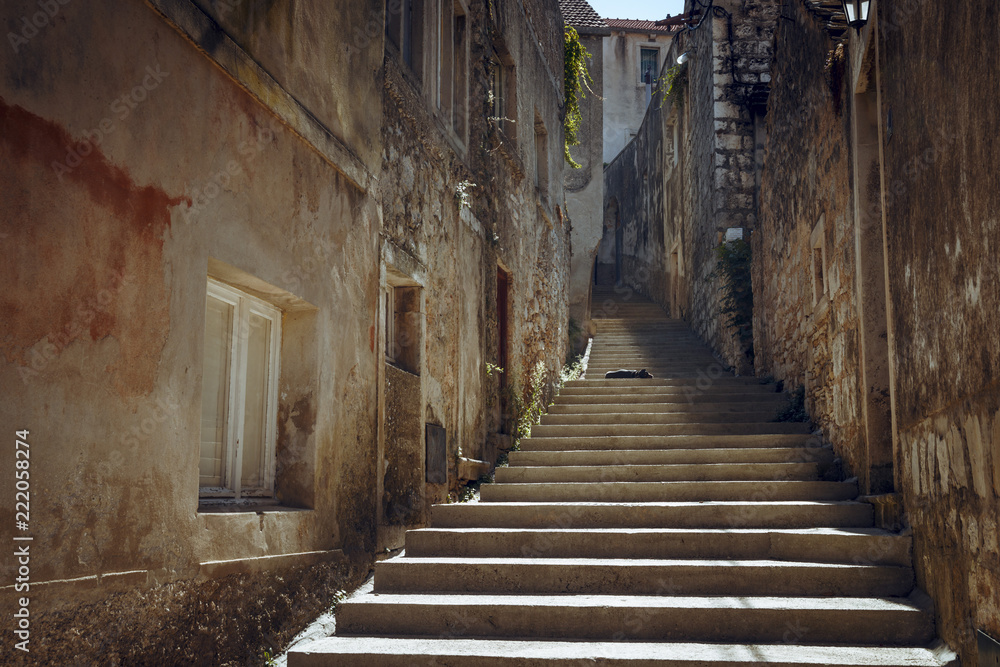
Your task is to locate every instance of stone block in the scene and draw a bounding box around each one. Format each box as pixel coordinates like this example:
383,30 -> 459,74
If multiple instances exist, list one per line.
718,133 -> 743,151
965,414 -> 988,498
947,423 -> 970,489
457,457 -> 491,482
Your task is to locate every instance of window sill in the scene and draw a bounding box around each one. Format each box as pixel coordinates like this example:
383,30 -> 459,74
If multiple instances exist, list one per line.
197,498 -> 309,514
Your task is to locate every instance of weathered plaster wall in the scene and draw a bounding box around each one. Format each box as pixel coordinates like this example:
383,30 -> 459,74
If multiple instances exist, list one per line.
565,29 -> 605,326
188,0 -> 384,172
753,2 -> 864,476
879,0 -> 1000,659
0,0 -> 570,661
602,28 -> 674,163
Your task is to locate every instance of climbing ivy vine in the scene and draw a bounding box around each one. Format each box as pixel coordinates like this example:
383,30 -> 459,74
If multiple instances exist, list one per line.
656,62 -> 688,110
563,26 -> 595,168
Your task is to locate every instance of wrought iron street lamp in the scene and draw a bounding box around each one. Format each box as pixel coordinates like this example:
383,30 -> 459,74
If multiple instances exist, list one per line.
842,0 -> 871,31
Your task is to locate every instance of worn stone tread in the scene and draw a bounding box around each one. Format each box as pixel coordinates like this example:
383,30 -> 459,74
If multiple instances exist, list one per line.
289,637 -> 958,666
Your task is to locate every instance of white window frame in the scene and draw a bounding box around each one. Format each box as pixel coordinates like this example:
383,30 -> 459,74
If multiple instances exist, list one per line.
491,53 -> 506,120
384,285 -> 397,363
637,45 -> 660,86
201,278 -> 281,499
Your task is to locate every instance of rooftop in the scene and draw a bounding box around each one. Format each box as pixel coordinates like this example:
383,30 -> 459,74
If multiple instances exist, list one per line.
559,0 -> 609,30
605,18 -> 683,34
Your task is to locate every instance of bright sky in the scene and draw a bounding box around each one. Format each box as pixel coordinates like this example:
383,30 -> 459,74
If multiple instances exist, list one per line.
586,0 -> 686,21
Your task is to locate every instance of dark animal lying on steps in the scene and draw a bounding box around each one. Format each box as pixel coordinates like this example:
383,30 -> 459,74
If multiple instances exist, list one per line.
604,369 -> 654,379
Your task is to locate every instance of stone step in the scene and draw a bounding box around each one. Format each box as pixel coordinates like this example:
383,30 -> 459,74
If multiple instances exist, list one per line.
333,593 -> 934,644
529,422 -> 811,438
562,375 -> 775,394
587,343 -> 710,350
547,400 -> 787,414
559,386 -> 777,398
507,446 -> 833,467
373,557 -> 914,597
555,392 -> 785,404
288,637 -> 958,666
494,461 -> 820,483
479,480 -> 858,503
584,368 -> 733,376
587,339 -> 708,345
585,358 -> 720,366
539,411 -> 785,426
519,433 -> 817,451
404,526 -> 912,566
429,501 -> 874,529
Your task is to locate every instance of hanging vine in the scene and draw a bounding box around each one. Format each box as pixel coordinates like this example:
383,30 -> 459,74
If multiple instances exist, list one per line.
563,26 -> 595,168
656,61 -> 688,110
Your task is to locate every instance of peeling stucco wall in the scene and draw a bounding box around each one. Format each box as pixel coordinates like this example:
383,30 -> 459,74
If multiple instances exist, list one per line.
0,0 -> 571,661
601,28 -> 677,163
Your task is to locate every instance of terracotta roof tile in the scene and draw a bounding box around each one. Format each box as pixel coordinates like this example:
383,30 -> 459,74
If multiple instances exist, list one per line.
605,18 -> 682,34
559,0 -> 608,30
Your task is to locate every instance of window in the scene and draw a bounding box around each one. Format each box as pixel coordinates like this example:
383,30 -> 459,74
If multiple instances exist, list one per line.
490,55 -> 505,117
386,0 -> 426,81
438,0 -> 468,140
384,281 -> 422,375
200,278 -> 281,498
490,43 -> 516,140
640,47 -> 659,85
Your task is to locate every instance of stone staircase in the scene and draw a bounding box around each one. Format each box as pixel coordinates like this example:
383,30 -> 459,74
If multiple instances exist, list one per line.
288,290 -> 957,666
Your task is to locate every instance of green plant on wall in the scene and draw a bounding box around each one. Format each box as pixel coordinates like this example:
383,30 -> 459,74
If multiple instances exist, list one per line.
501,360 -> 548,447
563,26 -> 595,168
656,62 -> 688,110
713,238 -> 754,352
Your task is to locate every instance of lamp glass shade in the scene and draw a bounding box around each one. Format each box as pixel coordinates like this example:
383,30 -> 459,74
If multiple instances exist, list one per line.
842,0 -> 870,29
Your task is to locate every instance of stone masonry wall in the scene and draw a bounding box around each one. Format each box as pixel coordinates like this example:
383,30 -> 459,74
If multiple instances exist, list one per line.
603,0 -> 779,375
753,1 -> 865,479
753,0 -> 1000,661
691,0 -> 780,373
880,1 -> 1000,660
379,0 -> 571,521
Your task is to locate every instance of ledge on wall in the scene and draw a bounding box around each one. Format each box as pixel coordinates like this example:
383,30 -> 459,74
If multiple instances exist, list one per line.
458,457 -> 491,482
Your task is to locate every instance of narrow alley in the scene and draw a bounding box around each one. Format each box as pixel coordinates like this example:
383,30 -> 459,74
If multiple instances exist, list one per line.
2,0 -> 998,664
288,289 -> 956,665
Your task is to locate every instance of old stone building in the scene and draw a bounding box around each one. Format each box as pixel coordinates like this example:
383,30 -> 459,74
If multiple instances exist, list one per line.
0,0 -> 571,662
603,0 -> 1000,663
559,0 -> 606,327
600,18 -> 682,164
603,0 -> 777,372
